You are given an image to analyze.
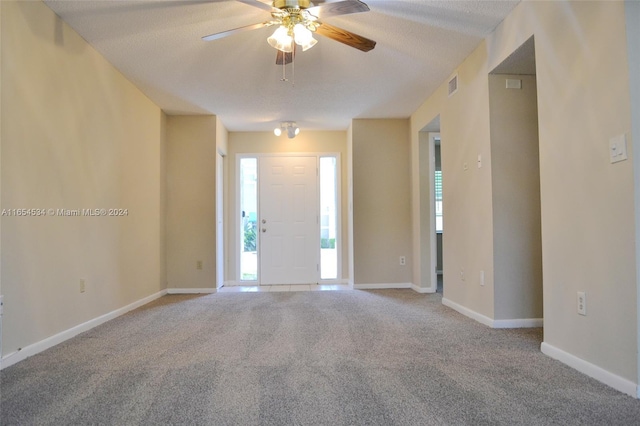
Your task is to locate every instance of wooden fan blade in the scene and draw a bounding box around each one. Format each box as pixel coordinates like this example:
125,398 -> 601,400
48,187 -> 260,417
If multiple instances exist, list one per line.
235,0 -> 276,12
306,0 -> 369,20
202,22 -> 269,41
275,45 -> 296,65
315,22 -> 376,52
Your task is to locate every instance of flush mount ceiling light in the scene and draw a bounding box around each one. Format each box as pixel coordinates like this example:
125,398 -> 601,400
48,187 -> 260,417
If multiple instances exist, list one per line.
274,121 -> 300,139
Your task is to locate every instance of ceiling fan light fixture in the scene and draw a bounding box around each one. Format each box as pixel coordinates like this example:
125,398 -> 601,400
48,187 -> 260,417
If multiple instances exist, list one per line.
293,23 -> 317,51
274,127 -> 282,136
300,37 -> 317,51
267,26 -> 293,52
202,0 -> 377,68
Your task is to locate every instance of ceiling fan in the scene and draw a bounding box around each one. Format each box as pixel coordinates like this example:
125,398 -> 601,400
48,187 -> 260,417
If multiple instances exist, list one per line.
202,0 -> 376,65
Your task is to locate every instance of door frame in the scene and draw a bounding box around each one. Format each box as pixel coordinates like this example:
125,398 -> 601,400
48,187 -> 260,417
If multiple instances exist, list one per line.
234,152 -> 342,285
418,121 -> 440,293
216,152 -> 225,289
429,132 -> 440,293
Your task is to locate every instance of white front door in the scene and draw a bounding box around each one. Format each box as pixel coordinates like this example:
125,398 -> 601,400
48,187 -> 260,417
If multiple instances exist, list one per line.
259,156 -> 318,285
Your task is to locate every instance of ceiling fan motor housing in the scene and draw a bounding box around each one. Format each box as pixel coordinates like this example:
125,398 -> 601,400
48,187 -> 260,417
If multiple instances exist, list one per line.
274,0 -> 311,10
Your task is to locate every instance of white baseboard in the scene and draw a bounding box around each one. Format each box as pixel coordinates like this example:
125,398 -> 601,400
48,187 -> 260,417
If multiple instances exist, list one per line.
411,284 -> 436,294
541,342 -> 638,398
354,283 -> 436,294
493,318 -> 543,328
442,297 -> 494,327
225,280 -> 349,287
319,279 -> 350,285
442,298 -> 542,329
1,289 -> 168,370
354,283 -> 412,290
166,288 -> 216,294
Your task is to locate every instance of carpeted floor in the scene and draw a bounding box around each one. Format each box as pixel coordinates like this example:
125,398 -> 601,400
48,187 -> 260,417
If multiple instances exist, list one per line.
2,289 -> 640,425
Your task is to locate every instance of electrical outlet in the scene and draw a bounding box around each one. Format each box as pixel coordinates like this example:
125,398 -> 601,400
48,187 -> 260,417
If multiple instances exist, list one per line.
80,279 -> 86,293
577,291 -> 586,316
480,270 -> 485,286
197,260 -> 203,270
399,256 -> 406,266
460,268 -> 465,281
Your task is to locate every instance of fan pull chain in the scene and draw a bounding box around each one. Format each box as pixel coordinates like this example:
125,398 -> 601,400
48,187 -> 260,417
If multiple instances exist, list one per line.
291,46 -> 295,86
281,54 -> 287,81
279,42 -> 296,85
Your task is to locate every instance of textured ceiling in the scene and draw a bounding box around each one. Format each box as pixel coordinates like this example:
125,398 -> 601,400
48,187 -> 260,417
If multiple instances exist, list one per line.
44,0 -> 520,131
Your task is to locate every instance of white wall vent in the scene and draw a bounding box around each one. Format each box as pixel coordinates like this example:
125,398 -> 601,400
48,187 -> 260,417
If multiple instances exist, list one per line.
448,74 -> 458,97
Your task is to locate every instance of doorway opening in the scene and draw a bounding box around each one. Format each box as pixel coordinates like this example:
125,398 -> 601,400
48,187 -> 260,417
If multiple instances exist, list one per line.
419,116 -> 441,293
489,36 -> 543,323
434,135 -> 443,293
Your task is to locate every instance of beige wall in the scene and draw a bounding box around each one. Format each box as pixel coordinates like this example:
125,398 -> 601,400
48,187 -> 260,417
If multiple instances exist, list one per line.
0,0 -> 3,298
1,1 -> 164,355
0,0 -> 3,357
160,112 -> 168,291
525,1 -> 634,384
166,116 -> 218,290
628,0 -> 640,391
423,44 -> 496,318
226,131 -> 348,283
352,119 -> 412,286
412,0 -> 637,385
489,74 -> 542,320
347,124 -> 354,284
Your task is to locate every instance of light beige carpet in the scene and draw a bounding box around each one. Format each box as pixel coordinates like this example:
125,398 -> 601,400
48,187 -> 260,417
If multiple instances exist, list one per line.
2,289 -> 640,425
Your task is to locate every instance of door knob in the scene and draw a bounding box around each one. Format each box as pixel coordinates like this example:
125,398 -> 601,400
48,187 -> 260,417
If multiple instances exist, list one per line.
262,228 -> 267,233
262,219 -> 267,224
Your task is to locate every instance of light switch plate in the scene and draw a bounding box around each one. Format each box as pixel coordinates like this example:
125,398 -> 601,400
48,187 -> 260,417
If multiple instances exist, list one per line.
506,78 -> 522,89
609,134 -> 628,164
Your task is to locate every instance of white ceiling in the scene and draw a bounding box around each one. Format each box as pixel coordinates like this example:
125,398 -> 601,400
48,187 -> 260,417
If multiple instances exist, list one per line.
44,0 -> 520,132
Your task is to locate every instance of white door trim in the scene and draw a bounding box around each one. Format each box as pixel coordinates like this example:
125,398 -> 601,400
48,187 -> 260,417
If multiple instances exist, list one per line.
216,152 -> 225,289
